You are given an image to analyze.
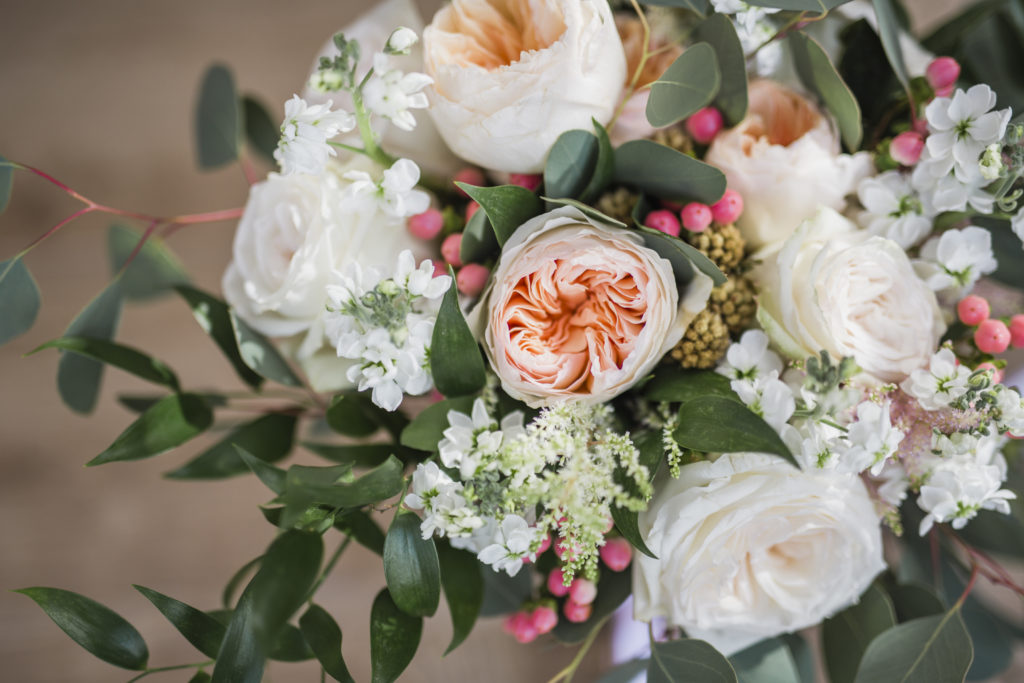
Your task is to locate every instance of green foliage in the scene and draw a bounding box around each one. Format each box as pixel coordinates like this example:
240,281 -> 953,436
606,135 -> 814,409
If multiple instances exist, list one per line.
639,223 -> 727,287
175,286 -> 262,389
430,269 -> 486,398
370,589 -> 422,683
278,456 -> 405,529
746,0 -> 854,10
88,393 -> 213,466
325,392 -> 408,441
400,395 -> 476,452
196,64 -> 241,169
922,0 -> 1008,56
648,638 -> 737,683
614,139 -> 726,204
790,32 -> 863,151
32,336 -> 180,391
166,413 -> 297,479
242,96 -> 278,164
646,44 -> 720,128
459,208 -> 499,264
885,583 -> 945,623
335,510 -> 387,556
303,442 -> 403,468
237,446 -> 287,495
133,585 -> 225,658
57,282 -> 123,414
780,633 -> 816,683
644,367 -> 737,404
384,511 -> 442,618
693,14 -> 748,126
730,637 -> 802,683
542,197 -> 627,227
108,224 -> 189,300
853,608 -> 974,683
230,311 -> 302,387
673,396 -> 797,467
823,583 -> 897,683
871,0 -> 910,91
456,183 -> 543,246
544,120 -> 615,203
838,19 -> 901,145
554,567 -> 632,643
299,604 -> 355,683
0,154 -> 12,214
0,257 -> 41,346
640,0 -> 709,13
611,431 -> 663,559
15,587 -> 149,670
436,543 -> 484,654
211,593 -> 263,683
246,530 -> 323,650
598,659 -> 651,683
479,565 -> 532,617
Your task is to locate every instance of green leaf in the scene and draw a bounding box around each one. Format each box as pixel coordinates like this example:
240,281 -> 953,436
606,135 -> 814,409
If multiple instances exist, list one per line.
648,638 -> 737,683
730,637 -> 801,683
211,593 -> 264,683
279,456 -> 405,528
642,0 -> 709,13
325,392 -> 410,440
455,183 -> 543,246
636,225 -> 726,287
430,270 -> 486,398
175,286 -> 262,389
693,15 -> 748,126
645,367 -> 737,404
384,511 -> 442,617
0,257 -> 41,346
370,589 -> 422,683
599,659 -> 651,683
242,96 -> 278,164
247,530 -> 323,648
196,64 -> 240,169
400,395 -> 476,451
581,120 -> 615,203
479,564 -> 532,617
33,336 -> 179,391
0,154 -> 13,214
133,585 -> 225,658
107,224 -> 189,300
268,623 -> 314,661
854,609 -> 974,683
221,555 -> 263,609
956,509 -> 1024,558
544,129 -> 600,201
165,413 -> 296,480
300,604 -> 355,683
236,446 -> 288,495
922,0 -> 1007,55
646,43 -> 720,128
189,672 -> 212,683
674,396 -> 796,466
436,543 -> 483,654
459,208 -> 499,265
746,0 -> 854,10
230,311 -> 302,387
16,587 -> 148,670
58,282 -> 123,414
962,597 -> 1014,680
615,139 -> 726,204
541,197 -> 627,228
88,393 -> 213,466
871,0 -> 910,91
611,431 -> 663,559
335,510 -> 387,556
780,633 -> 816,683
789,32 -> 863,151
886,583 -> 944,623
554,567 -> 632,643
823,583 -> 897,683
304,442 -> 401,468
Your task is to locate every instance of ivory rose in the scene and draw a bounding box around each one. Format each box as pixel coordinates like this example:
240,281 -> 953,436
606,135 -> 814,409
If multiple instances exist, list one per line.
754,207 -> 945,383
705,79 -> 871,250
633,452 -> 885,655
422,0 -> 626,173
477,207 -> 712,407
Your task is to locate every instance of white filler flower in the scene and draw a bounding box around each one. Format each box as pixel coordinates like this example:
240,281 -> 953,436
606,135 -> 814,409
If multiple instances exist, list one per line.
274,95 -> 355,175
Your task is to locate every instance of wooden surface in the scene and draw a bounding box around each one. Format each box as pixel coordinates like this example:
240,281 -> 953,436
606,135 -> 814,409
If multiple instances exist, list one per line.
0,1 -> 1014,682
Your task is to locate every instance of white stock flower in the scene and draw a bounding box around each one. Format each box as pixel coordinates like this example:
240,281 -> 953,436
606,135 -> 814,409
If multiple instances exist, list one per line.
716,330 -> 784,383
924,85 -> 1011,180
477,515 -> 543,576
874,461 -> 910,508
785,420 -> 846,472
911,147 -> 996,215
918,452 -> 1015,535
422,0 -> 627,172
405,461 -> 456,511
634,453 -> 885,655
731,373 -> 795,435
844,401 -> 904,476
856,171 -> 934,249
439,398 -> 526,479
344,158 -> 430,218
385,26 -> 419,54
993,386 -> 1024,436
917,226 -> 997,294
273,95 -> 356,175
363,52 -> 432,132
900,347 -> 971,411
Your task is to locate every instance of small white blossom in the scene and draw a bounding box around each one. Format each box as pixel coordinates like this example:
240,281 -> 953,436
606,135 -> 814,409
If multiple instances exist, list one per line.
732,372 -> 795,435
925,85 -> 1011,181
439,398 -> 527,480
405,461 -> 455,511
979,143 -> 1005,180
273,95 -> 355,175
992,385 -> 1024,436
385,27 -> 419,55
911,146 -> 995,214
918,462 -> 1015,535
917,226 -> 997,294
856,171 -> 934,248
785,421 -> 845,471
344,158 -> 430,218
477,515 -> 543,577
362,53 -> 432,132
900,347 -> 972,411
844,401 -> 905,475
874,461 -> 910,508
717,330 -> 784,383
1012,211 -> 1024,244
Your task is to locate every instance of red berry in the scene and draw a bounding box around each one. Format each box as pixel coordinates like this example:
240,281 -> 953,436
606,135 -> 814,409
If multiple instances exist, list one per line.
957,295 -> 990,326
563,599 -> 592,623
1010,314 -> 1024,349
975,319 -> 1011,354
441,233 -> 463,267
645,209 -> 681,237
686,107 -> 724,144
530,605 -> 558,634
547,568 -> 571,597
569,578 -> 597,606
453,167 -> 485,196
407,208 -> 444,240
508,173 -> 543,192
599,537 -> 633,572
681,202 -> 713,232
710,189 -> 744,224
456,264 -> 490,297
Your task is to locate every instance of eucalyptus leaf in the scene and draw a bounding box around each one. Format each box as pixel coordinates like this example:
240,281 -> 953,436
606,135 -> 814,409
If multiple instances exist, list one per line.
615,139 -> 726,204
166,413 -> 297,479
554,567 -> 632,643
459,208 -> 499,264
598,659 -> 651,683
16,587 -> 148,670
242,96 -> 278,164
430,269 -> 486,398
922,0 -> 1007,56
541,197 -> 627,228
400,395 -> 476,452
694,14 -> 748,125
32,336 -> 179,391
456,183 -> 543,246
88,393 -> 213,466
384,511 -> 442,617
646,43 -> 720,128
823,583 -> 897,683
730,637 -> 801,683
871,0 -> 910,90
636,225 -> 729,287
789,32 -> 863,151
196,64 -> 240,169
133,585 -> 225,658
648,638 -> 737,683
437,543 -> 483,654
58,282 -> 123,414
885,583 -> 944,623
853,609 -> 973,683
780,633 -> 816,683
300,604 -> 355,683
230,311 -> 302,387
370,589 -> 422,683
0,154 -> 12,213
581,119 -> 615,203
644,367 -> 737,404
674,396 -> 796,466
0,257 -> 41,346
545,129 -> 600,201
108,224 -> 189,300
175,286 -> 262,389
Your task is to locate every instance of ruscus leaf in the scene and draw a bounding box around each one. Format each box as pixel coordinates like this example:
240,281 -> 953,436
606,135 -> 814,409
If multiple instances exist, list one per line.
400,395 -> 476,452
430,269 -> 486,397
673,396 -> 796,466
436,543 -> 484,654
299,604 -> 355,683
57,282 -> 123,414
384,511 -> 442,618
165,413 -> 296,480
175,286 -> 262,389
644,367 -> 737,404
133,585 -> 226,658
370,589 -> 422,683
33,336 -> 180,391
88,393 -> 212,466
229,311 -> 302,387
789,31 -> 863,151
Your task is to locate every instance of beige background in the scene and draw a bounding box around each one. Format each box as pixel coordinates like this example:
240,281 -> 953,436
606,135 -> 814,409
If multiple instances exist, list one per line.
0,1 -> 1004,682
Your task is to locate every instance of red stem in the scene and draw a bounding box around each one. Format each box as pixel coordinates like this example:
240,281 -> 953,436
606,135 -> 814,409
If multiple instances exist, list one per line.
19,206 -> 98,255
955,562 -> 980,609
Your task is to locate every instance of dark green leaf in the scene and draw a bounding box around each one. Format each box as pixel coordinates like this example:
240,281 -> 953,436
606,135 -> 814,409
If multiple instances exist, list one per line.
871,0 -> 909,91
236,446 -> 288,495
437,543 -> 483,654
279,456 -> 405,528
211,593 -> 264,683
268,623 -> 314,662
611,431 -> 663,559
133,585 -> 225,658
973,217 -> 1024,291
242,96 -> 278,164
956,509 -> 1024,558
325,392 -> 409,441
165,414 -> 296,480
694,15 -> 748,125
0,257 -> 40,346
118,393 -> 226,413
230,311 -> 302,387
430,270 -> 486,398
646,43 -> 720,128
88,393 -> 213,466
648,638 -> 737,683
33,336 -> 179,391
581,120 -> 615,203
175,286 -> 262,389
790,32 -> 863,151
247,530 -> 323,648
780,633 -> 815,683
636,225 -> 726,286
958,10 -> 1024,120
370,589 -> 422,683
189,672 -> 212,683
615,139 -> 726,205
459,208 -> 499,264
886,583 -> 944,623
922,0 -> 1007,56
962,597 -> 1014,680
746,0 -> 854,10
599,659 -> 651,683
544,130 -> 600,201
400,395 -> 476,452
384,511 -> 442,617
853,609 -> 974,683
674,396 -> 796,467
196,64 -> 240,169
541,197 -> 627,228
303,442 -> 400,468
642,0 -> 709,13
335,510 -> 387,556
823,583 -> 897,683
456,183 -> 543,246
221,555 -> 263,609
554,567 -> 632,643
644,367 -> 737,404
479,563 -> 532,617
300,604 -> 355,682
58,282 -> 123,414
16,587 -> 148,670
0,154 -> 13,214
107,224 -> 189,300
730,637 -> 801,683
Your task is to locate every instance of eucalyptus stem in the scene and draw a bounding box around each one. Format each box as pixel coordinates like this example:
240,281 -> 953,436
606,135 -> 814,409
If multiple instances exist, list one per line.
546,615 -> 610,683
124,660 -> 213,683
608,0 -> 652,129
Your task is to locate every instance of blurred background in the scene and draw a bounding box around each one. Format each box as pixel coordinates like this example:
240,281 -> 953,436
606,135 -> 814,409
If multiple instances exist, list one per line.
0,0 -> 1008,681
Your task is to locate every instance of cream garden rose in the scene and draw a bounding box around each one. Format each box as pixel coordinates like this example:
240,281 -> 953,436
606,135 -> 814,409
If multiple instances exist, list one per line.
633,452 -> 885,655
422,0 -> 626,173
476,206 -> 712,407
705,79 -> 871,250
754,207 -> 945,383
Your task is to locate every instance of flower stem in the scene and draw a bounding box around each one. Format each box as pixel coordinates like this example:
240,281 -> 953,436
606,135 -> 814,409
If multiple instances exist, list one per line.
350,79 -> 395,168
306,535 -> 353,604
608,0 -> 652,130
546,615 -> 609,683
124,661 -> 213,683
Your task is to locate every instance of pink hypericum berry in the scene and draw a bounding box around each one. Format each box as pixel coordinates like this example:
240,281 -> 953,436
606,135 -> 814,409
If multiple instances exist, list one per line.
975,362 -> 1005,385
563,599 -> 592,623
456,264 -> 490,297
535,534 -> 552,556
554,539 -> 580,562
645,209 -> 681,237
503,611 -> 538,643
432,260 -> 449,279
547,568 -> 571,597
681,202 -> 713,232
926,57 -> 961,94
441,233 -> 463,267
453,167 -> 485,196
407,208 -> 444,240
465,200 -> 481,222
686,107 -> 724,144
1010,315 -> 1024,349
711,189 -> 744,224
509,173 -> 543,192
503,611 -> 527,634
975,319 -> 1011,354
530,605 -> 558,635
890,131 -> 925,166
957,295 -> 991,326
600,537 -> 633,572
569,578 -> 597,606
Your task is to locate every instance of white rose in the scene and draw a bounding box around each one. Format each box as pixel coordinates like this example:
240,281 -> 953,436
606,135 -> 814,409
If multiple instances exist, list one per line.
422,0 -> 627,173
754,207 -> 944,383
223,156 -> 426,391
633,452 -> 885,655
705,79 -> 872,250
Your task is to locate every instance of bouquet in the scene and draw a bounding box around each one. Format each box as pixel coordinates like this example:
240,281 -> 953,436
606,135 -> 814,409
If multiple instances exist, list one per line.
5,0 -> 1024,681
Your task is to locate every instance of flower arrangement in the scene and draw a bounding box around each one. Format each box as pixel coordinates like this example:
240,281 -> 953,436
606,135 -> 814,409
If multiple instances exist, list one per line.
5,0 -> 1024,681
